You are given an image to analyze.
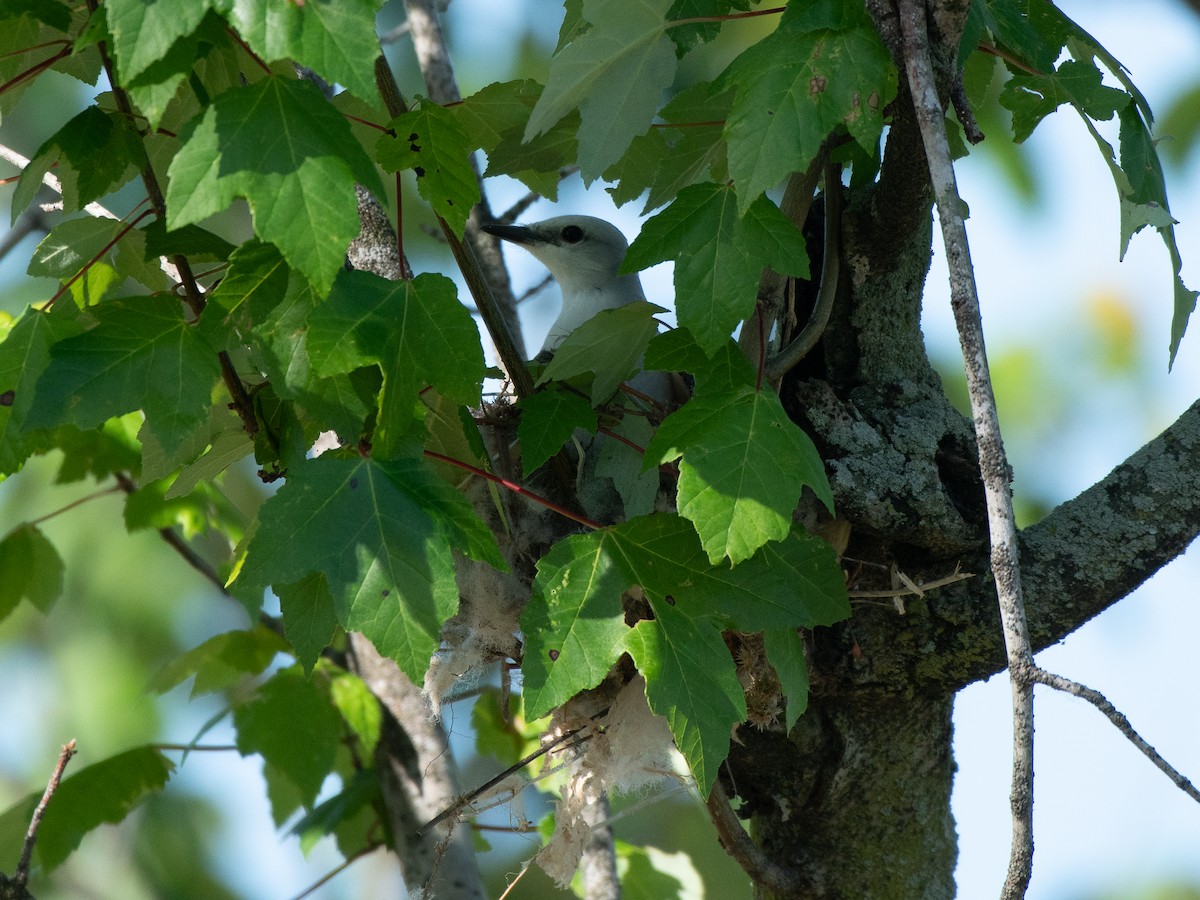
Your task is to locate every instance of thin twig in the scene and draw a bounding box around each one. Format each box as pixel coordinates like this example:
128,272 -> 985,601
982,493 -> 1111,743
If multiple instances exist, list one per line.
847,568 -> 973,599
111,473 -> 236,601
14,740 -> 77,886
1027,665 -> 1200,804
289,843 -> 382,900
417,725 -> 590,835
496,856 -> 535,900
704,778 -> 802,895
895,2 -> 1035,896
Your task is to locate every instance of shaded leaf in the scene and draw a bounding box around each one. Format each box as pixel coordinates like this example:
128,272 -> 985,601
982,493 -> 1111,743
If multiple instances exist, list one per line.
233,666 -> 341,807
0,747 -> 174,871
151,625 -> 290,696
233,454 -> 493,680
517,388 -> 598,478
619,597 -> 744,795
26,297 -> 222,457
724,10 -> 895,212
0,524 -> 63,618
625,183 -> 808,356
538,301 -> 666,403
526,0 -> 677,181
167,76 -> 384,293
377,102 -> 480,237
277,573 -> 339,674
308,270 -> 484,453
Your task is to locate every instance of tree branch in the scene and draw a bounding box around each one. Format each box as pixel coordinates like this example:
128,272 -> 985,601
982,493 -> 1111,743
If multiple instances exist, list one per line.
933,399 -> 1200,690
896,1 -> 1035,895
14,740 -> 77,887
704,778 -> 803,895
1027,664 -> 1200,804
403,0 -> 529,362
346,635 -> 486,900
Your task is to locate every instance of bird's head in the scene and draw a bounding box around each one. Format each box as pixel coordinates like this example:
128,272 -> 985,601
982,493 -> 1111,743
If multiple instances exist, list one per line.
482,215 -> 634,295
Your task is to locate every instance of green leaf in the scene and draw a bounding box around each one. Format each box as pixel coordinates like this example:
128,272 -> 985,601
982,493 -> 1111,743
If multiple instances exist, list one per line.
538,301 -> 666,403
167,75 -> 384,293
520,529 -> 632,720
724,12 -> 896,212
244,267 -> 374,446
233,454 -> 484,681
308,270 -> 485,453
141,220 -> 236,263
0,0 -> 72,31
26,297 -> 222,457
328,668 -> 381,757
0,307 -> 85,476
0,747 -> 174,871
220,0 -> 382,102
625,184 -> 808,356
619,596 -> 744,795
1000,59 -> 1129,143
0,524 -> 64,618
526,0 -> 678,181
13,106 -> 141,215
377,102 -> 480,237
151,625 -> 290,697
517,388 -> 598,478
28,216 -> 132,280
485,109 -> 580,201
277,573 -> 340,674
666,0 -> 752,56
455,80 -> 579,200
290,768 -> 379,855
646,330 -> 756,394
1116,105 -> 1198,365
522,514 -> 847,722
764,627 -> 809,732
595,403 -> 658,520
646,386 -> 833,564
201,239 -> 291,341
233,666 -> 342,807
619,82 -> 731,213
104,0 -> 215,84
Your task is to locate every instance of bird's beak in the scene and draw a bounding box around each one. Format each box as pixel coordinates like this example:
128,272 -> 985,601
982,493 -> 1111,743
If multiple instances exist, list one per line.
481,222 -> 541,246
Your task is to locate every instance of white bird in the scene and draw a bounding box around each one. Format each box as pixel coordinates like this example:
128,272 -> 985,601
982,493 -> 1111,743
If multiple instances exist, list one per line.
482,215 -> 647,358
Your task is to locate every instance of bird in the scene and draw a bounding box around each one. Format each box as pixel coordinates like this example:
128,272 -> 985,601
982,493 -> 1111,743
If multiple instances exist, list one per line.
482,215 -> 647,359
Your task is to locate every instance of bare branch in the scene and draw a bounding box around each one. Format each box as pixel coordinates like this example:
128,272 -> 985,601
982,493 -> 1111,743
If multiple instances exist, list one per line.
705,778 -> 803,895
347,634 -> 486,900
1027,665 -> 1200,804
895,1 -> 1035,895
14,740 -> 77,887
578,794 -> 620,900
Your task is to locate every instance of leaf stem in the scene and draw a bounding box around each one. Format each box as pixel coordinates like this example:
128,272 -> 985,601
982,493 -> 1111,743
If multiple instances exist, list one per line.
422,450 -> 601,530
44,208 -> 155,308
668,7 -> 786,28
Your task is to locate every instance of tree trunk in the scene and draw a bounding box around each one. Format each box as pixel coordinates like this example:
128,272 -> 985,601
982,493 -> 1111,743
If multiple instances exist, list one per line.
729,692 -> 957,898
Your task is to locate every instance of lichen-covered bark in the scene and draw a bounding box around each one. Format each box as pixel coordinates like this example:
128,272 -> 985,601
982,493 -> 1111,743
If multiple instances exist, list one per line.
717,3 -> 1200,893
727,693 -> 957,899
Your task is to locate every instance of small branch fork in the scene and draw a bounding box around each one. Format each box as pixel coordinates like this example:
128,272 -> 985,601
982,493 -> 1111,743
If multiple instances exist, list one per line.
896,2 -> 1200,896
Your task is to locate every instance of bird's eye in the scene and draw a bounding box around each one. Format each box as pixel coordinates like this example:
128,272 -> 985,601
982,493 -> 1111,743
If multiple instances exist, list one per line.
561,225 -> 584,244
